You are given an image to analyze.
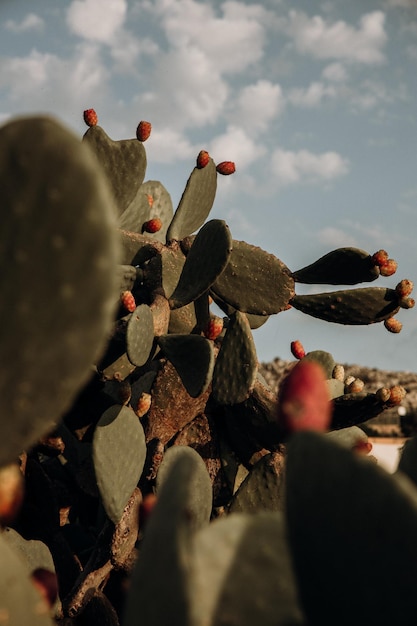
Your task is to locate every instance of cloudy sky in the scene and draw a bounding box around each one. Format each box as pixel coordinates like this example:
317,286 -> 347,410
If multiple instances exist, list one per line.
1,0 -> 417,372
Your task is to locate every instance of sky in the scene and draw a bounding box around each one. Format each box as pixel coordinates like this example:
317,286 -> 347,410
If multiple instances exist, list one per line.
1,0 -> 417,372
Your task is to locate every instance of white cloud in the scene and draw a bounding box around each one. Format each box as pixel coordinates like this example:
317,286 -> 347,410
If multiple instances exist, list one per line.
136,45 -> 229,129
150,0 -> 267,74
66,0 -> 127,42
0,44 -> 109,110
270,148 -> 349,185
287,81 -> 337,108
322,62 -> 349,82
209,125 -> 265,169
233,80 -> 285,132
144,127 -> 196,163
4,13 -> 44,33
286,10 -> 387,64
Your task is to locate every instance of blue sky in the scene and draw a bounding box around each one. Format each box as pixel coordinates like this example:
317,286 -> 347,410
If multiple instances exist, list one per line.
1,0 -> 417,371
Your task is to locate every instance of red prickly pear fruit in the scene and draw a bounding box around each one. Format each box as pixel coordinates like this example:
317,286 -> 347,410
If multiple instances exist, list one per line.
204,316 -> 224,340
276,360 -> 332,436
143,217 -> 162,233
384,317 -> 402,333
396,279 -> 414,298
196,150 -> 210,169
216,161 -> 236,175
400,296 -> 415,309
371,249 -> 388,267
290,340 -> 305,360
387,385 -> 406,406
353,440 -> 373,455
83,108 -> 98,127
379,258 -> 398,277
139,493 -> 157,529
0,463 -> 24,526
136,392 -> 152,418
31,568 -> 58,609
346,378 -> 364,394
136,120 -> 152,141
120,290 -> 136,313
147,194 -> 154,208
332,364 -> 345,381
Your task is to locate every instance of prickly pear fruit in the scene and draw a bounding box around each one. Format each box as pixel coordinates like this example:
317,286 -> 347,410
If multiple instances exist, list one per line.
384,317 -> 402,333
396,279 -> 414,298
196,150 -> 210,169
276,360 -> 331,435
83,108 -> 98,127
203,316 -> 224,340
136,120 -> 152,142
143,217 -> 162,233
216,161 -> 235,175
290,340 -> 305,360
380,258 -> 398,277
121,290 -> 136,313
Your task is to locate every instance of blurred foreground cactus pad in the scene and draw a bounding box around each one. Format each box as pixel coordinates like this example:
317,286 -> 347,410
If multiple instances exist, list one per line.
0,110 -> 414,625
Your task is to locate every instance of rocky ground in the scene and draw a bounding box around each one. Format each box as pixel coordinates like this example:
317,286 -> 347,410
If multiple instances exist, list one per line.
259,357 -> 417,437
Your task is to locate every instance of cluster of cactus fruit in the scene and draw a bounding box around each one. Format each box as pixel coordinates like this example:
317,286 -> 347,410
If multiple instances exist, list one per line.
1,109 -> 417,625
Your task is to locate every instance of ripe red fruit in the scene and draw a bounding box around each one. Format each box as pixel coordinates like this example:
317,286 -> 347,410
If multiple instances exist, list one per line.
290,340 -> 305,360
136,120 -> 152,142
0,463 -> 24,526
216,161 -> 236,175
83,108 -> 98,127
196,150 -> 210,169
143,217 -> 162,233
120,290 -> 136,313
147,194 -> 154,208
371,249 -> 388,267
139,493 -> 157,530
379,258 -> 398,277
353,440 -> 373,455
136,392 -> 152,418
31,568 -> 58,609
384,317 -> 402,333
396,279 -> 414,298
276,360 -> 332,436
204,316 -> 224,340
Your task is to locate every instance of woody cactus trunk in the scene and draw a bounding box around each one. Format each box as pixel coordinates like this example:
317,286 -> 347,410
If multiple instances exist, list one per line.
0,111 -> 415,626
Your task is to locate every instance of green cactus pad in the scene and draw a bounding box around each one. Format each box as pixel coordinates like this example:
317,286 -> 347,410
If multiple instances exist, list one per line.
118,229 -> 163,266
331,392 -> 390,429
92,405 -> 146,524
116,264 -> 138,292
291,287 -> 400,325
190,512 -> 304,626
326,378 -> 345,399
3,528 -> 55,574
292,247 -> 379,285
302,350 -> 336,378
398,437 -> 417,484
0,116 -> 119,465
123,446 -> 212,626
166,158 -> 217,241
286,431 -> 417,626
158,334 -> 215,397
0,533 -> 54,625
83,125 -> 147,216
142,242 -> 186,299
169,220 -> 232,310
168,303 -> 198,334
212,311 -> 258,405
211,240 -> 295,315
228,451 -> 286,514
118,180 -> 173,244
209,291 -> 269,329
326,425 -> 369,449
126,304 -> 155,367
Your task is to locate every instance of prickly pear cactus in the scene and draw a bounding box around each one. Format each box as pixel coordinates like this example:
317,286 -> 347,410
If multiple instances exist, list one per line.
1,108 -> 414,626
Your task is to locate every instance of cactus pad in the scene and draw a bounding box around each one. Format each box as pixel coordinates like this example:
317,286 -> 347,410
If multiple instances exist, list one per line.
0,116 -> 119,465
92,405 -> 146,524
211,240 -> 295,315
158,334 -> 215,397
292,247 -> 379,284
